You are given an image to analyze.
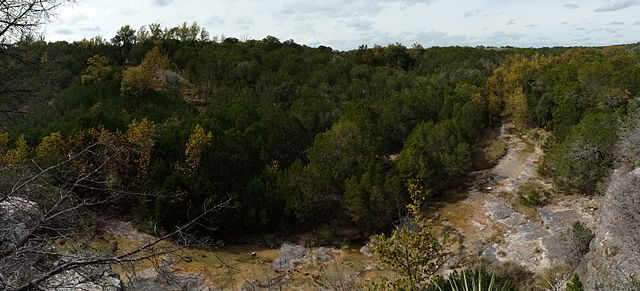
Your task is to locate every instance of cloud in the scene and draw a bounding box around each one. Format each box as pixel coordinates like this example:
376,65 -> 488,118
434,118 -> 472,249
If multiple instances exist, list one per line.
608,21 -> 626,25
575,27 -> 587,31
342,29 -> 469,48
151,0 -> 173,7
525,24 -> 538,28
278,1 -> 381,18
79,25 -> 101,32
563,3 -> 579,9
483,31 -> 524,46
278,0 -> 436,19
234,18 -> 254,30
397,0 -> 436,5
54,28 -> 74,35
634,21 -> 640,25
347,20 -> 374,32
594,0 -> 638,12
606,27 -> 620,33
58,13 -> 90,25
464,9 -> 481,18
507,18 -> 516,25
206,16 -> 226,26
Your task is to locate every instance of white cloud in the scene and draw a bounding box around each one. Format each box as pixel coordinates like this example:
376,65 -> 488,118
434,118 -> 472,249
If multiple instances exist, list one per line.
151,0 -> 174,7
594,0 -> 638,12
347,20 -> 374,32
206,16 -> 226,26
43,0 -> 640,50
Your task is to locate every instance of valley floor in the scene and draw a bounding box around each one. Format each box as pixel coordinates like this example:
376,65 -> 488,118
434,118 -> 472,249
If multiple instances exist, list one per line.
103,123 -> 599,290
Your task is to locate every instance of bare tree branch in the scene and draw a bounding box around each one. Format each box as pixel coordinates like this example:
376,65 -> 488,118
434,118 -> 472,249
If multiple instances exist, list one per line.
0,139 -> 232,290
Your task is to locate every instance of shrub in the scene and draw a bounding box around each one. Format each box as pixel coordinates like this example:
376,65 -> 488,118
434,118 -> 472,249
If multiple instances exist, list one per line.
427,268 -> 517,291
518,190 -> 546,207
569,221 -> 594,261
566,273 -> 585,291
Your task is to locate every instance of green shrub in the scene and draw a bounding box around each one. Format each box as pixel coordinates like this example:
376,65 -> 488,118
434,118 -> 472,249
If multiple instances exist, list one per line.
518,190 -> 546,207
566,273 -> 584,291
570,221 -> 594,260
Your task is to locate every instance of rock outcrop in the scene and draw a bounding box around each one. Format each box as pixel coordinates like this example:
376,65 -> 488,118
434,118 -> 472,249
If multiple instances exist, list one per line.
272,243 -> 307,272
581,168 -> 640,290
0,196 -> 40,248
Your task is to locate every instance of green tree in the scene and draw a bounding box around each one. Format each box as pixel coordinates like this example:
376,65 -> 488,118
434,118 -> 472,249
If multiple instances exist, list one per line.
543,111 -> 619,195
111,25 -> 137,47
344,162 -> 400,230
396,120 -> 471,191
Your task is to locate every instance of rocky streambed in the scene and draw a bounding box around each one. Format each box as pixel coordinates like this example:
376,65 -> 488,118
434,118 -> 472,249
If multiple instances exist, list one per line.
99,221 -> 384,290
437,123 -> 599,280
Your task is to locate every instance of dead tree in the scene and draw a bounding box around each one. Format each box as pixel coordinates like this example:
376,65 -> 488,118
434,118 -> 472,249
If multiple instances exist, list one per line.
1,0 -> 74,46
0,139 -> 230,290
1,0 -> 75,118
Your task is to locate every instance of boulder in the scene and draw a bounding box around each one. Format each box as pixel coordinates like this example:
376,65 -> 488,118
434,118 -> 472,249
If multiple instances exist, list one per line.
44,268 -> 123,291
272,243 -> 307,272
0,196 -> 40,249
314,247 -> 333,261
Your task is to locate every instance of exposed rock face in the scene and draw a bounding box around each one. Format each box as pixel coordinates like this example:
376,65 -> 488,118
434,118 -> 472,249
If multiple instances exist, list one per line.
272,243 -> 307,272
44,268 -> 123,291
581,168 -> 640,290
0,196 -> 40,251
481,195 -> 596,273
128,273 -> 209,291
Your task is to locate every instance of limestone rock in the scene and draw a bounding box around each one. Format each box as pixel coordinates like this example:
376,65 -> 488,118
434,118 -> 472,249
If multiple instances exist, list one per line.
272,243 -> 307,272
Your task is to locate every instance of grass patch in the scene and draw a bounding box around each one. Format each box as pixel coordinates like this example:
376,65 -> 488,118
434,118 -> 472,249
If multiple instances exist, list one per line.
518,189 -> 547,207
473,130 -> 507,170
500,182 -> 552,223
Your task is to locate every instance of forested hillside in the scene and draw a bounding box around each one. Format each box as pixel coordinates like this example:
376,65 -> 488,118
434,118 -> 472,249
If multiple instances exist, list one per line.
1,24 -> 499,237
3,20 -> 640,289
2,24 -> 639,241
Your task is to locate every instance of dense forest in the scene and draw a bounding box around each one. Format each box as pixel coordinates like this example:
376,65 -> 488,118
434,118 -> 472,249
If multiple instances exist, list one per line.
2,23 -> 639,242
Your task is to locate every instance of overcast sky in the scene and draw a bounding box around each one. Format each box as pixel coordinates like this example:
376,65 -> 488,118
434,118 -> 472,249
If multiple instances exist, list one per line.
45,0 -> 640,50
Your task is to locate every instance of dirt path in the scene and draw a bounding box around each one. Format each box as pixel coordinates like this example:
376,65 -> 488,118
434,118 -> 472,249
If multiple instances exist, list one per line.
437,123 -> 598,274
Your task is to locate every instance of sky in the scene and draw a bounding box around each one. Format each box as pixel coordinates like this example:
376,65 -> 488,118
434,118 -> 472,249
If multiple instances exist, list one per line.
45,0 -> 640,50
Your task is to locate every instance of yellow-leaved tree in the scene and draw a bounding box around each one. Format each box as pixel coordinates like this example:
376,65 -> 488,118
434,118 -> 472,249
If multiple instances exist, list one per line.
485,55 -> 547,130
126,119 -> 155,179
4,136 -> 31,164
81,55 -> 114,84
121,47 -> 171,96
35,132 -> 66,160
0,131 -> 8,153
177,124 -> 213,176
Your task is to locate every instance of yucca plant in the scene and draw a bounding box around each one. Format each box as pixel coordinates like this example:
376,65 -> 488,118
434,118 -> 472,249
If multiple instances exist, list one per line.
428,268 -> 517,291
